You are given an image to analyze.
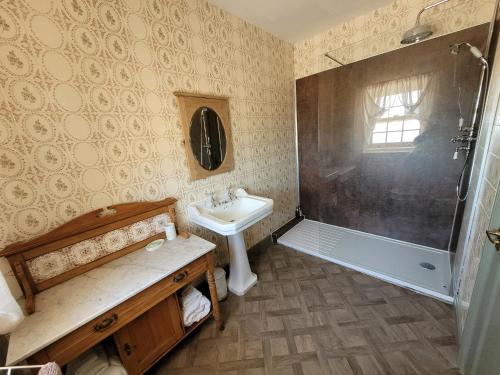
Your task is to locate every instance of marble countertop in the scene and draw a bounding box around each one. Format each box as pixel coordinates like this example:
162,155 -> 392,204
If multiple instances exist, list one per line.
6,234 -> 216,365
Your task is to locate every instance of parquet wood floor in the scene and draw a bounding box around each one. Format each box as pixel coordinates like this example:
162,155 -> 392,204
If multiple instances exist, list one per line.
150,244 -> 460,375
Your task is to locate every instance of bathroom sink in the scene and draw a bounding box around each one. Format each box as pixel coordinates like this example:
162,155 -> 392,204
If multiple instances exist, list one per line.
188,188 -> 273,296
187,188 -> 273,236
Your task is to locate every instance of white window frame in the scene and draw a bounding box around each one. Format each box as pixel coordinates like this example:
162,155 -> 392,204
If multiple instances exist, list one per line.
364,95 -> 421,154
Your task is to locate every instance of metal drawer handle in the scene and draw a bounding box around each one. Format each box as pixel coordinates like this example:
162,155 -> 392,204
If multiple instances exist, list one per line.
93,313 -> 118,332
124,343 -> 133,356
173,271 -> 187,283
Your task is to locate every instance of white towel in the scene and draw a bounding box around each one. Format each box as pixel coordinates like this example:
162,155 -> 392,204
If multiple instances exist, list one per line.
67,348 -> 128,375
100,366 -> 127,375
38,362 -> 62,375
181,286 -> 211,327
66,346 -> 109,375
0,271 -> 24,334
100,356 -> 127,375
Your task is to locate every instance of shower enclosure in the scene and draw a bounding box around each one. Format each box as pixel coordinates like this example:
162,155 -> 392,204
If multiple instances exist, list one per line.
280,24 -> 490,301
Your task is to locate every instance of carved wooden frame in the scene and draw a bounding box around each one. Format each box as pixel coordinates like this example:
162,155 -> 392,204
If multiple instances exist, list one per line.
174,92 -> 234,181
0,199 -> 189,314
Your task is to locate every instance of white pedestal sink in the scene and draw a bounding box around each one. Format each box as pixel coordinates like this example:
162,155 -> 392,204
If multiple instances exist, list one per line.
188,188 -> 273,295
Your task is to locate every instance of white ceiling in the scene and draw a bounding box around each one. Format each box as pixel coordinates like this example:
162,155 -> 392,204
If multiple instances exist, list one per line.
208,0 -> 393,43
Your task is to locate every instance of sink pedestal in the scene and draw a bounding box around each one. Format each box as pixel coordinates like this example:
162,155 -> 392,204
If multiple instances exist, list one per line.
227,232 -> 257,295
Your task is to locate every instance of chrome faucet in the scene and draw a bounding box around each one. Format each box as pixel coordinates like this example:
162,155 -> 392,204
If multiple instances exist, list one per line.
451,132 -> 476,160
206,192 -> 217,208
219,186 -> 236,205
227,186 -> 237,202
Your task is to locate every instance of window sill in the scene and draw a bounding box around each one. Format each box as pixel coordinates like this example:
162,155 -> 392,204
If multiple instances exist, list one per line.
363,146 -> 415,154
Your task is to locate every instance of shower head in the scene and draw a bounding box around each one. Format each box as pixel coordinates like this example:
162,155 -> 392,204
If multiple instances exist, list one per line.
450,42 -> 488,66
401,23 -> 433,45
401,0 -> 451,45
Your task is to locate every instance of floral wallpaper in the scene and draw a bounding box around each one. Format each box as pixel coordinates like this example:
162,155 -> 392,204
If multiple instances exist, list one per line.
294,0 -> 496,79
0,0 -> 297,290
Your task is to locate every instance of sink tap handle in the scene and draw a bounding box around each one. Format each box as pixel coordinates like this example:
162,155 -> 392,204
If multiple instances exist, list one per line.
227,185 -> 236,201
206,191 -> 217,207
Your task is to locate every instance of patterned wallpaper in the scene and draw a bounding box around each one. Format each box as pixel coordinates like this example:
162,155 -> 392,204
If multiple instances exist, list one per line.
294,0 -> 496,79
0,0 -> 297,287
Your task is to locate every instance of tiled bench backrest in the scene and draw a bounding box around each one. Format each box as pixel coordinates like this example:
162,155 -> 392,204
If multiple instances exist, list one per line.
27,213 -> 170,283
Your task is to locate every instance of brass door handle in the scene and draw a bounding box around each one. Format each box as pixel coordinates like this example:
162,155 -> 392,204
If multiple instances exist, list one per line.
486,228 -> 500,251
173,271 -> 187,283
93,313 -> 118,332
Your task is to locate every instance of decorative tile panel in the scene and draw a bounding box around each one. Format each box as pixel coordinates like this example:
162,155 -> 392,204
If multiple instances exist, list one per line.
26,213 -> 170,283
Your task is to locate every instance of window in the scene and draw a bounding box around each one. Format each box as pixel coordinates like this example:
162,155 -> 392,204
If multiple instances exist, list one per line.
362,74 -> 434,154
368,91 -> 421,152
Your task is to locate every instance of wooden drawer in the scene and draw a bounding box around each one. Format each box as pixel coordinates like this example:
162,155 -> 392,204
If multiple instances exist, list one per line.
31,254 -> 209,366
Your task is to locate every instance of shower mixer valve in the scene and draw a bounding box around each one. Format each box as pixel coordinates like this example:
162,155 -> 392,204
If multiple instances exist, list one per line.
451,135 -> 476,143
451,131 -> 476,160
453,146 -> 471,160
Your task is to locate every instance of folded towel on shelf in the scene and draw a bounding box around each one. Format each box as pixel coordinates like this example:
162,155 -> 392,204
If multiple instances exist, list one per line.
38,362 -> 62,375
0,271 -> 24,334
100,366 -> 127,375
184,301 -> 210,326
108,356 -> 124,367
66,346 -> 109,375
181,286 -> 211,327
100,356 -> 127,375
66,345 -> 128,375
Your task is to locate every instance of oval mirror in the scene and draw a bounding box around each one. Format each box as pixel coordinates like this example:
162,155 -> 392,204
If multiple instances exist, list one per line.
189,107 -> 227,170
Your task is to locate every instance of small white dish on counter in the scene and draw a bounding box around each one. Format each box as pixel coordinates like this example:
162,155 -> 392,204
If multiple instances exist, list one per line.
145,239 -> 164,252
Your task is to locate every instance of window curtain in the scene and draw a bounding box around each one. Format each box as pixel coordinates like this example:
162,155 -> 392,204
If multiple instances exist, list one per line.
361,73 -> 437,144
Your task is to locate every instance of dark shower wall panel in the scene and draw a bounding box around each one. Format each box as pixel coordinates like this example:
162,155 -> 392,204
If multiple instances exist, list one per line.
296,75 -> 319,220
317,66 -> 363,228
296,24 -> 490,250
357,153 -> 455,247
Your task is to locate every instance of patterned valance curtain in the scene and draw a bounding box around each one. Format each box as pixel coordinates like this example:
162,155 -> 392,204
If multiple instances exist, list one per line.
362,73 -> 437,144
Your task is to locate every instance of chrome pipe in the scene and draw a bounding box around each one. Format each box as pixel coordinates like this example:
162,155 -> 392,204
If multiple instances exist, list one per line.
324,53 -> 345,66
415,0 -> 451,25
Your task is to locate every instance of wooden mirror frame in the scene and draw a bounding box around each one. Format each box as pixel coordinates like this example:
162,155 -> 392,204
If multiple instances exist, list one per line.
174,92 -> 234,181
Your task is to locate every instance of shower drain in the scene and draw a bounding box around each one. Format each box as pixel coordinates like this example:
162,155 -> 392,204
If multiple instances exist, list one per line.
419,262 -> 436,270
